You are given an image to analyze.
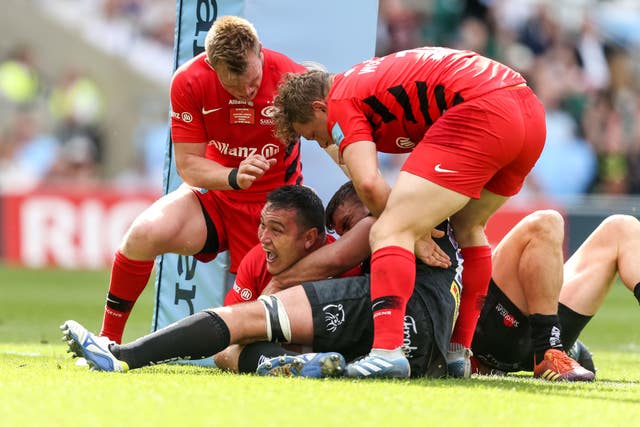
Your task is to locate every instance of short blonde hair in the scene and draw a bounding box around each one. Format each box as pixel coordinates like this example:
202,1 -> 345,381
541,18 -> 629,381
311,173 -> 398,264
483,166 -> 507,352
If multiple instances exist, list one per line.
205,16 -> 260,74
273,70 -> 332,145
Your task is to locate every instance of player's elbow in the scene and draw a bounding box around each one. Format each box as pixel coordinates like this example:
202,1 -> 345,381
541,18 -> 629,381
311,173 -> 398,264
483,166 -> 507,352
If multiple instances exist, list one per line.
174,156 -> 196,185
356,175 -> 384,205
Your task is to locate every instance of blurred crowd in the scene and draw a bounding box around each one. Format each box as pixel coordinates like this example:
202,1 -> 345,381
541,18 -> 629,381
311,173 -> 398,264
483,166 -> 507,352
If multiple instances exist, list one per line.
0,44 -> 106,191
0,0 -> 173,192
376,0 -> 640,199
3,0 -> 640,201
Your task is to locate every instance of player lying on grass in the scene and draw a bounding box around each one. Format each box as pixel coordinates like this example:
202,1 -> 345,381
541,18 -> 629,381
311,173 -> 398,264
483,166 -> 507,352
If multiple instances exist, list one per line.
261,183 -> 593,381
268,185 -> 640,381
470,211 -> 640,378
62,184 -> 462,378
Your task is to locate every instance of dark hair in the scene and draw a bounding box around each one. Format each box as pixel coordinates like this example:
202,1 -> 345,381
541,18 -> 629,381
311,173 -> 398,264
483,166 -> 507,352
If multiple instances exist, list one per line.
325,181 -> 360,232
266,185 -> 325,234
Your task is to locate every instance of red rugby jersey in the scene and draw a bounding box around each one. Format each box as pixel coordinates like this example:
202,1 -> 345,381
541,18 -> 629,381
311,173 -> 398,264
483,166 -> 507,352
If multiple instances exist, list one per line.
328,47 -> 526,155
170,49 -> 306,202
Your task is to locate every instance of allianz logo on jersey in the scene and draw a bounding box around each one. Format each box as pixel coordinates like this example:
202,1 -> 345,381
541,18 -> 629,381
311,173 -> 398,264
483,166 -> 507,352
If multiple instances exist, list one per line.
209,140 -> 280,158
232,282 -> 253,301
171,110 -> 193,123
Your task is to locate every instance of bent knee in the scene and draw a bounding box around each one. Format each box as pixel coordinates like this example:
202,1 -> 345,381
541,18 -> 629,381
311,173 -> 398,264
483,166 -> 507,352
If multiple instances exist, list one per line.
524,210 -> 564,243
598,214 -> 639,238
121,217 -> 182,254
213,347 -> 239,372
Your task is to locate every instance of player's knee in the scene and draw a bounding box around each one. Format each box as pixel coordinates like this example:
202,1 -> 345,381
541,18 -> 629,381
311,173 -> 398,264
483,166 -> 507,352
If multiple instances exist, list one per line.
599,214 -> 638,239
213,346 -> 239,372
526,210 -> 564,245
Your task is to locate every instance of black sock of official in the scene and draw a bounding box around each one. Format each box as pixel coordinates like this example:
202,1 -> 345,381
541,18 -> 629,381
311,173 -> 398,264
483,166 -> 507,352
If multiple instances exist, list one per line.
529,313 -> 563,364
110,310 -> 230,369
634,283 -> 640,305
557,303 -> 593,350
237,342 -> 299,374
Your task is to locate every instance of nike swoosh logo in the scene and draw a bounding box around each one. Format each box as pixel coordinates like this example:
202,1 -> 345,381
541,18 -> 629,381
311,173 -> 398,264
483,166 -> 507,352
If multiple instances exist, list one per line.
434,163 -> 459,173
202,107 -> 222,115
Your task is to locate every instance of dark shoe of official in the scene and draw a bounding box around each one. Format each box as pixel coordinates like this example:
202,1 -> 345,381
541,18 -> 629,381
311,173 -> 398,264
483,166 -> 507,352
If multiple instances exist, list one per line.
567,339 -> 596,375
533,349 -> 594,382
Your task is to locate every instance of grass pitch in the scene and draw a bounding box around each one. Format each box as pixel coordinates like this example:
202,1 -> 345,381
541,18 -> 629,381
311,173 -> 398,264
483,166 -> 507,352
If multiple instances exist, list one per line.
1,264 -> 639,427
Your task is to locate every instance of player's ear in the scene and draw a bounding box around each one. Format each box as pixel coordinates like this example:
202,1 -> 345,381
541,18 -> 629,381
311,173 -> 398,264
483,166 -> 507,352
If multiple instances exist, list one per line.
311,100 -> 327,113
303,227 -> 319,249
257,43 -> 264,62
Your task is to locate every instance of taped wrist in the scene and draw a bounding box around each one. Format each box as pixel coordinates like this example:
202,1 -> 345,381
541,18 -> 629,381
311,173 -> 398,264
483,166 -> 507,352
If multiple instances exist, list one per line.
228,168 -> 241,190
258,295 -> 292,343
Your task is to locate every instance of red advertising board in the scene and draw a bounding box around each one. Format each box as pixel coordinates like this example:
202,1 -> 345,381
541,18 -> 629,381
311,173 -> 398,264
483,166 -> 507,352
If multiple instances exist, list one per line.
1,187 -> 159,269
0,187 -> 560,269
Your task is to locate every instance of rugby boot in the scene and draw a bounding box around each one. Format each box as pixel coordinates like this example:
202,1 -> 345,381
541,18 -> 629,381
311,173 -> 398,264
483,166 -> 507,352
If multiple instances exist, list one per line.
256,352 -> 345,378
346,352 -> 410,379
533,348 -> 595,382
61,320 -> 128,372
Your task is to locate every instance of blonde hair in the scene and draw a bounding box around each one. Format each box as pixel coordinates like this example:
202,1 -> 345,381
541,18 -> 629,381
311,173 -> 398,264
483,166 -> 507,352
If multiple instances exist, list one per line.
205,16 -> 260,74
273,70 -> 332,145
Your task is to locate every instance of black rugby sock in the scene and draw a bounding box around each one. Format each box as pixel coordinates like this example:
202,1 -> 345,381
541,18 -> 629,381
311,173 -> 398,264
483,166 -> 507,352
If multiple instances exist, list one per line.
110,310 -> 230,369
557,303 -> 593,350
634,283 -> 640,305
529,313 -> 563,364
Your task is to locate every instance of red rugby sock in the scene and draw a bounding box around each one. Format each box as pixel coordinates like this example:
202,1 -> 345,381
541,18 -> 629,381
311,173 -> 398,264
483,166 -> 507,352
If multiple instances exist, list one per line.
451,245 -> 492,348
370,246 -> 416,350
100,251 -> 154,343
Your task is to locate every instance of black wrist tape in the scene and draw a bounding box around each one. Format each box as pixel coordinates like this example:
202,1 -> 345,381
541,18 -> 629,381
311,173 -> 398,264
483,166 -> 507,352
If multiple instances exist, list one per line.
228,168 -> 241,190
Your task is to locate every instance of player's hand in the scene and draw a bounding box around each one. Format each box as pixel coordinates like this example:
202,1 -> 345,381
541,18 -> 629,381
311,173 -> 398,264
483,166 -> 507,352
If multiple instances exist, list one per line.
236,155 -> 277,189
414,230 -> 451,268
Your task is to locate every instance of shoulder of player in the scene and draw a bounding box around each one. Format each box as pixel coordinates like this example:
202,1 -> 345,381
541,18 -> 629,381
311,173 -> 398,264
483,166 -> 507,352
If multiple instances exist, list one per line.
242,244 -> 266,267
234,244 -> 266,283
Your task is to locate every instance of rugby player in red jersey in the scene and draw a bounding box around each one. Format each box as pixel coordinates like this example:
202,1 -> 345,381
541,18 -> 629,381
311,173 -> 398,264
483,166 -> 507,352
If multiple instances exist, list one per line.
62,184 -> 461,378
273,47 -> 547,378
99,16 -> 308,344
222,186 -> 363,307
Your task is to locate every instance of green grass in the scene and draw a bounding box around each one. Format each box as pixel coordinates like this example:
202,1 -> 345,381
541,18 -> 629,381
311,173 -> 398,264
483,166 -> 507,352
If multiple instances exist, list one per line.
1,264 -> 639,426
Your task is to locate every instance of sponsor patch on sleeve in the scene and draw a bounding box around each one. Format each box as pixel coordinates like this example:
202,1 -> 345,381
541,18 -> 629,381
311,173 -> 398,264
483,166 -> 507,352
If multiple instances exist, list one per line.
331,122 -> 345,147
